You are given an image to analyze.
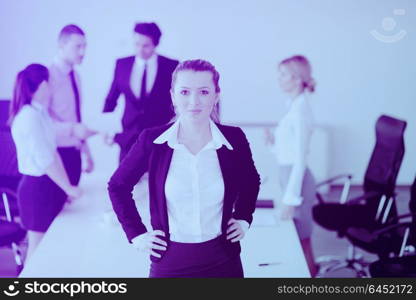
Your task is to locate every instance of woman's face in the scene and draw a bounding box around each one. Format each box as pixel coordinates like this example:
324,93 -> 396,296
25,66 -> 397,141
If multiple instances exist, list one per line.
171,70 -> 218,122
278,64 -> 301,94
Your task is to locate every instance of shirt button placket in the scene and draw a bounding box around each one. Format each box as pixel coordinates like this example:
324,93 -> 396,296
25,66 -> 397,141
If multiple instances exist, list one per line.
191,154 -> 202,237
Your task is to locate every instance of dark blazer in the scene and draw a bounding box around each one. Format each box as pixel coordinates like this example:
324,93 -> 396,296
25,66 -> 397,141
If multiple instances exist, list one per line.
102,55 -> 179,153
107,123 -> 260,262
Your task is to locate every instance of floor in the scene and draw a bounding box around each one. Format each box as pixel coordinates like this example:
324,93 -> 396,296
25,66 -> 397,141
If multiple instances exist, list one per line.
0,185 -> 412,278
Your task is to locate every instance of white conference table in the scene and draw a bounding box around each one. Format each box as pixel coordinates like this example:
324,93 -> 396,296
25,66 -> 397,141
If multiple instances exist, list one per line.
19,173 -> 310,278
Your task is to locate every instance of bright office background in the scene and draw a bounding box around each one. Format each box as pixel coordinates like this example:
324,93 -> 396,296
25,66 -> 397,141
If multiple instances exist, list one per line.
0,0 -> 415,185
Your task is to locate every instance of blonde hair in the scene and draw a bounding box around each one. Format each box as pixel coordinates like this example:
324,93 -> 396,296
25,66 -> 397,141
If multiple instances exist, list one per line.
279,55 -> 316,93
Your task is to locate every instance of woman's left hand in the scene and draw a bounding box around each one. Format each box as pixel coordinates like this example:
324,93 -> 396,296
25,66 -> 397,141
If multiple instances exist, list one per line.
226,218 -> 249,243
83,155 -> 94,173
280,204 -> 295,220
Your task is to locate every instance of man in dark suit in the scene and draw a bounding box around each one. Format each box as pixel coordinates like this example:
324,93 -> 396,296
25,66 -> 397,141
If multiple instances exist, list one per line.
103,22 -> 178,162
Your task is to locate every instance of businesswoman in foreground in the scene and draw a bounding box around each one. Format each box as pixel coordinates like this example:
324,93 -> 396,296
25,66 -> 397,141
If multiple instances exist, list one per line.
108,59 -> 260,277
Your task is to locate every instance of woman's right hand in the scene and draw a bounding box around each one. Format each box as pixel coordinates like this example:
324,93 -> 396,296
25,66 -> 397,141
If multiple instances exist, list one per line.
72,123 -> 97,140
65,185 -> 83,200
131,230 -> 167,258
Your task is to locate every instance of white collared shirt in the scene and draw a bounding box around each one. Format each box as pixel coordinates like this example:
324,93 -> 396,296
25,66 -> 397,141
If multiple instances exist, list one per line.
11,102 -> 57,176
49,56 -> 83,147
272,94 -> 314,205
153,120 -> 248,243
130,53 -> 158,98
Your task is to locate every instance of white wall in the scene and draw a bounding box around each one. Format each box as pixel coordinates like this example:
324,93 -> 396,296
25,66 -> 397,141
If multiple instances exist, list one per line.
0,0 -> 415,184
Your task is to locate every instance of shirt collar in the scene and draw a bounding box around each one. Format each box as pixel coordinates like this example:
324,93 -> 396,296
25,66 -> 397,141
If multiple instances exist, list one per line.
135,53 -> 157,67
53,55 -> 73,75
31,101 -> 45,112
153,118 -> 233,151
286,93 -> 306,109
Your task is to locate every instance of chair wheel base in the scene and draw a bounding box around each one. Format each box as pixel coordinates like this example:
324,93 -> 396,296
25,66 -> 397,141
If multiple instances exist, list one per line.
316,260 -> 370,278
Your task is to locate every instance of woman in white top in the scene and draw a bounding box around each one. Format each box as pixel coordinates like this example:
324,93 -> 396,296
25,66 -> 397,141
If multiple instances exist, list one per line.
108,59 -> 260,277
9,64 -> 82,260
265,55 -> 318,276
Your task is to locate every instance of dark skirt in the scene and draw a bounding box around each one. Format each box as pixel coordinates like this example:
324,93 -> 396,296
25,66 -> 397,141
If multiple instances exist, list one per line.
149,235 -> 244,278
57,147 -> 82,186
17,174 -> 67,232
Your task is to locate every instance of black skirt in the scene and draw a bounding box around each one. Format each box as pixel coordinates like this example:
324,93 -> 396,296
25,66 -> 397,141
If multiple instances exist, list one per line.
149,235 -> 244,278
57,147 -> 82,186
17,174 -> 67,232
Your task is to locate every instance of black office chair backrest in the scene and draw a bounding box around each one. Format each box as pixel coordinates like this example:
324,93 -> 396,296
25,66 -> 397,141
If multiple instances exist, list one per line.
364,115 -> 407,196
0,100 -> 21,218
410,176 -> 416,214
409,177 -> 416,242
0,100 -> 10,130
0,132 -> 19,178
0,100 -> 19,177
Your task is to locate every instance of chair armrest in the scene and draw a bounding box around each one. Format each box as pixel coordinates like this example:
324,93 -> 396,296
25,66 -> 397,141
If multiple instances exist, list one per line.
371,221 -> 414,257
1,191 -> 13,222
372,221 -> 412,237
346,191 -> 384,205
316,174 -> 353,188
0,187 -> 18,199
316,174 -> 353,204
385,212 -> 416,225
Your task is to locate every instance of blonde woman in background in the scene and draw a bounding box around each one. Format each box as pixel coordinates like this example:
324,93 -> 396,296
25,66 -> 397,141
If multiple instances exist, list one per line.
265,55 -> 318,277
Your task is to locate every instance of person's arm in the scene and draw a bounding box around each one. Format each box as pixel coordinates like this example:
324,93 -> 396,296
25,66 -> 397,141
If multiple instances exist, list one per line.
281,107 -> 310,206
81,141 -> 94,173
51,120 -> 77,142
226,128 -> 260,243
226,218 -> 250,243
107,129 -> 151,243
232,128 -> 261,226
50,118 -> 96,143
44,152 -> 81,198
26,114 -> 81,198
103,60 -> 121,113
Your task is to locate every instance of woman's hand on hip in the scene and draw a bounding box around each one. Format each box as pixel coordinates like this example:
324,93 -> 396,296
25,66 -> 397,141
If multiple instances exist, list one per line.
226,218 -> 249,243
131,230 -> 167,258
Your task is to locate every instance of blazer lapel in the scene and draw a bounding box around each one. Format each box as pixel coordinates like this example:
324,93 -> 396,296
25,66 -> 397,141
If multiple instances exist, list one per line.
123,56 -> 135,87
149,55 -> 163,97
217,146 -> 235,225
154,143 -> 174,233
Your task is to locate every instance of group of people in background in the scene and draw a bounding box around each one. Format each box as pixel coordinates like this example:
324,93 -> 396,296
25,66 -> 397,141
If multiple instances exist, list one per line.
9,22 -> 318,277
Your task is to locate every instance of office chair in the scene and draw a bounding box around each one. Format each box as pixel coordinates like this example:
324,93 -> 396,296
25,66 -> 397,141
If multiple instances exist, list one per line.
0,100 -> 26,273
368,176 -> 416,277
0,133 -> 21,220
0,99 -> 10,129
0,192 -> 26,273
0,100 -> 21,220
312,115 -> 407,277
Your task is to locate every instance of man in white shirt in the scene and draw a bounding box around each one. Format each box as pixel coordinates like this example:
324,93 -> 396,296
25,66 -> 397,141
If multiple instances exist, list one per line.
49,24 -> 96,185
